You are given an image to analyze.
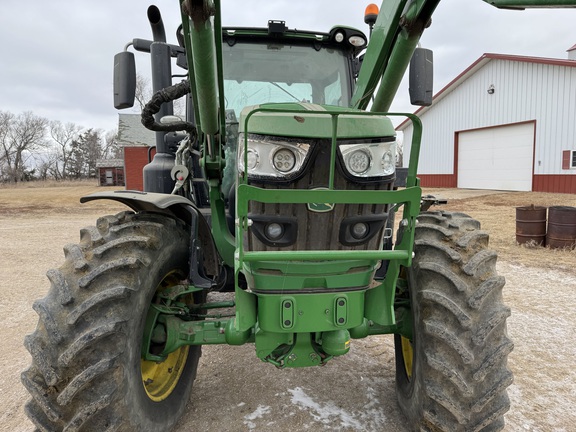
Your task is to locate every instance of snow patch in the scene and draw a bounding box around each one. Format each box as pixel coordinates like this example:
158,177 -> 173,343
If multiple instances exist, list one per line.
288,386 -> 387,431
243,405 -> 271,430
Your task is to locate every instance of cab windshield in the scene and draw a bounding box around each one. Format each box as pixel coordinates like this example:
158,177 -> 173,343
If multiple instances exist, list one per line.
222,41 -> 351,117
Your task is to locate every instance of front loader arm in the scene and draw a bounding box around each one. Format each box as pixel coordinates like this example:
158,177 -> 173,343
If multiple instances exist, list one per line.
180,0 -> 236,265
180,0 -> 222,161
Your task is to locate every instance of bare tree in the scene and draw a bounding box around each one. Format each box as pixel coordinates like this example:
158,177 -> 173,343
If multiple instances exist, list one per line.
49,120 -> 82,180
102,129 -> 123,159
135,73 -> 185,118
46,150 -> 62,180
0,111 -> 15,181
36,159 -> 52,181
0,111 -> 13,142
0,111 -> 48,183
135,73 -> 152,111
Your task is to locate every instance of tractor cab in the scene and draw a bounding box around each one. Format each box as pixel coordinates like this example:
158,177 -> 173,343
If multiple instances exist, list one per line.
220,22 -> 367,116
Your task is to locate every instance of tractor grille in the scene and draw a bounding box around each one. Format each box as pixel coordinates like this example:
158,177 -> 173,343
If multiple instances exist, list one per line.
246,140 -> 393,252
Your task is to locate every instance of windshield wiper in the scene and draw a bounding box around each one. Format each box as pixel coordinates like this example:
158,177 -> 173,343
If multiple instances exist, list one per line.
271,82 -> 303,103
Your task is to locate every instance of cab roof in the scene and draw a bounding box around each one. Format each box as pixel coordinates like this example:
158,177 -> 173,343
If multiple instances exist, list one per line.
222,22 -> 367,55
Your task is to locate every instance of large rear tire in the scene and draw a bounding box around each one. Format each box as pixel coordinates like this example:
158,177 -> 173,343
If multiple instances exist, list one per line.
22,212 -> 202,432
395,211 -> 514,431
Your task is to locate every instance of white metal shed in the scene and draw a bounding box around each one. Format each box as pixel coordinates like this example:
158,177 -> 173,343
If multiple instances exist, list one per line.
397,53 -> 576,193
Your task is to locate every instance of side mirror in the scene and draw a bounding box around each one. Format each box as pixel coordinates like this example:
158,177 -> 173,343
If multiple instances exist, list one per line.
409,48 -> 433,106
113,51 -> 136,109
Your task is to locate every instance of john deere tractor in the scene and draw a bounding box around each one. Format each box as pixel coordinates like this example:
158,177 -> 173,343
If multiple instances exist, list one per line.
22,1 -> 576,431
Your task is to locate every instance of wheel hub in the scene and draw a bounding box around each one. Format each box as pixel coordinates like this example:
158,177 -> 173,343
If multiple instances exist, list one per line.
141,347 -> 190,402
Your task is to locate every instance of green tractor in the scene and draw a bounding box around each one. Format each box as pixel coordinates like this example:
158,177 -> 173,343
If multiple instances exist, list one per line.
22,1 -> 576,431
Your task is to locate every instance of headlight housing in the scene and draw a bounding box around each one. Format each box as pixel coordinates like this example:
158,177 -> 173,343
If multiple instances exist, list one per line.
339,139 -> 396,179
238,134 -> 311,180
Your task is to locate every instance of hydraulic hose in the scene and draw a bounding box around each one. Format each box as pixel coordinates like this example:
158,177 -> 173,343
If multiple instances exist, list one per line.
141,79 -> 196,133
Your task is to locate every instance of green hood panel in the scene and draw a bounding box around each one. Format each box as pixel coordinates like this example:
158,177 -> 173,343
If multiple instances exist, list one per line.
239,103 -> 395,139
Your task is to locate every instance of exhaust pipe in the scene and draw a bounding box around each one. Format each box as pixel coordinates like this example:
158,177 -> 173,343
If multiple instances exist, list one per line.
147,5 -> 166,42
143,4 -> 174,194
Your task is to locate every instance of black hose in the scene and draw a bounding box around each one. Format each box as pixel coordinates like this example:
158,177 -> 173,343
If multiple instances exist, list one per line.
141,79 -> 196,133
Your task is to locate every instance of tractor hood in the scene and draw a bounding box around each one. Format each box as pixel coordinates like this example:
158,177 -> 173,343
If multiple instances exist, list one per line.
238,103 -> 396,139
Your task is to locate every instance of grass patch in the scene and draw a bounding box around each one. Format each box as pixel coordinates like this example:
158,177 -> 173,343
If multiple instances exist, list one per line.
0,179 -> 99,189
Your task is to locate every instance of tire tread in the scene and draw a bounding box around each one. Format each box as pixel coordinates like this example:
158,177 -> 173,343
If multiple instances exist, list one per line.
22,211 -> 200,431
395,211 -> 512,431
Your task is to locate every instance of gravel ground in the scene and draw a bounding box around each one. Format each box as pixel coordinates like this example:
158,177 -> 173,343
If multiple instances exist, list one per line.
1,184 -> 575,431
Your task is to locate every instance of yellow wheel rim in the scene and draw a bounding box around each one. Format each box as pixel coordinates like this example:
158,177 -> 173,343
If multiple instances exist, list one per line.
141,272 -> 191,402
401,336 -> 414,380
141,346 -> 189,402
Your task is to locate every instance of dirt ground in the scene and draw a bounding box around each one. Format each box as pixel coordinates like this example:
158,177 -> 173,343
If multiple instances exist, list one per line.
1,182 -> 575,431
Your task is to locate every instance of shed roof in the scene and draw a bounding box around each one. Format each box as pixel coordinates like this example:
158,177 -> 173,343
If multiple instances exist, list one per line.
96,159 -> 124,168
396,53 -> 576,131
117,113 -> 156,147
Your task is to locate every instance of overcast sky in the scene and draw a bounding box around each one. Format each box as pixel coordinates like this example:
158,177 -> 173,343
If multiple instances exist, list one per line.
1,0 -> 575,133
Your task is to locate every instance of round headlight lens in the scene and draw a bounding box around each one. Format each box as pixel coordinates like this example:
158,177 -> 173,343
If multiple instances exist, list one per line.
335,32 -> 345,43
272,148 -> 296,173
351,222 -> 369,239
348,149 -> 371,174
265,223 -> 284,240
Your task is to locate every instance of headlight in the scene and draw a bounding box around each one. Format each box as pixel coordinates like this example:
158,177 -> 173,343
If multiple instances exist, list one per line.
272,148 -> 296,172
348,35 -> 367,48
339,140 -> 396,178
238,134 -> 311,179
347,149 -> 371,174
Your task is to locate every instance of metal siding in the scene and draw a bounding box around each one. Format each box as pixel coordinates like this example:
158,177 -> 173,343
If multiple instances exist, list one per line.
401,59 -> 576,179
534,175 -> 576,193
417,174 -> 457,188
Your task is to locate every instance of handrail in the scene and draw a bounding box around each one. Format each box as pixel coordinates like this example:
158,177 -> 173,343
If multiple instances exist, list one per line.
236,107 -> 423,267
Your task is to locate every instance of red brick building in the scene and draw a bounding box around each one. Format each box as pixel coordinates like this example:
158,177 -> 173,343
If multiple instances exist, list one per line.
124,146 -> 156,191
117,114 -> 156,191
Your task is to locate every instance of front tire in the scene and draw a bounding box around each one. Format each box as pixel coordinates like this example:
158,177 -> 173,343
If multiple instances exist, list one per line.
395,211 -> 514,431
22,212 -> 202,432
